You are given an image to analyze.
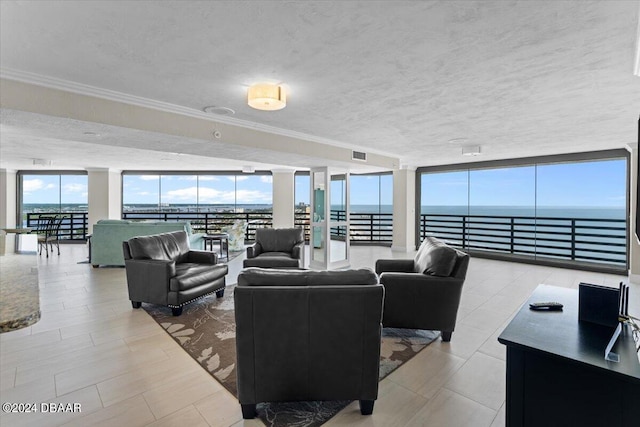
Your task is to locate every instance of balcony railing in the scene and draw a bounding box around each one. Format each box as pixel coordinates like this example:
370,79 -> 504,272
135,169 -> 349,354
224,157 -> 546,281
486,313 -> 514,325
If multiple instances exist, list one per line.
25,212 -> 89,241
419,213 -> 627,267
121,211 -> 273,241
294,211 -> 393,244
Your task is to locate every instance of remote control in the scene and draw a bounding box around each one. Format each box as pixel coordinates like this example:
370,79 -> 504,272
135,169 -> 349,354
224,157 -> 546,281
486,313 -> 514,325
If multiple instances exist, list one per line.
529,302 -> 563,311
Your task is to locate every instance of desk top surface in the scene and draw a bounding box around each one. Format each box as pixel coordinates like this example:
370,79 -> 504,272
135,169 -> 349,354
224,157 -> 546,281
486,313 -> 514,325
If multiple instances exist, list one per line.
498,284 -> 640,381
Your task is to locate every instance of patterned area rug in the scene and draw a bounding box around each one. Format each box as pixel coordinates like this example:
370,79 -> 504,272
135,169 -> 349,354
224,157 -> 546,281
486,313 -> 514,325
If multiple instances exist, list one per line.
144,285 -> 439,427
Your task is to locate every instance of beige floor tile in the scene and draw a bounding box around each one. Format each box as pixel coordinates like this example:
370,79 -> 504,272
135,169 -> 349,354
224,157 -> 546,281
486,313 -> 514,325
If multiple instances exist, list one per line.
443,352 -> 506,411
0,326 -> 33,342
97,353 -> 202,407
404,389 -> 496,427
193,388 -> 244,427
1,333 -> 92,372
60,394 -> 154,427
0,366 -> 16,390
459,308 -> 510,334
326,379 -> 429,427
142,370 -> 223,419
0,385 -> 103,427
230,418 -> 266,427
430,323 -> 492,360
55,347 -> 169,396
0,374 -> 57,406
0,329 -> 61,355
490,403 -> 506,427
14,338 -> 129,386
147,404 -> 209,427
387,346 -> 466,400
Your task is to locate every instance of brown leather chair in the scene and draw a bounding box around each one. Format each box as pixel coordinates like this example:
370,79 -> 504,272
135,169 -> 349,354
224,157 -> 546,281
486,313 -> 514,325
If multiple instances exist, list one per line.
375,237 -> 469,341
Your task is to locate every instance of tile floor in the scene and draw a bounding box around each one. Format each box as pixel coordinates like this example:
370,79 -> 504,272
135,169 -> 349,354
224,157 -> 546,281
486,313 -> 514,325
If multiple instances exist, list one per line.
0,244 -> 631,427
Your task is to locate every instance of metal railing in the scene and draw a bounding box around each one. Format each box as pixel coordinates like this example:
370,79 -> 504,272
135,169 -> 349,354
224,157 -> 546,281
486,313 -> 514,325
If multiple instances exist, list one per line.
121,211 -> 273,241
25,212 -> 89,241
419,213 -> 627,267
294,211 -> 393,244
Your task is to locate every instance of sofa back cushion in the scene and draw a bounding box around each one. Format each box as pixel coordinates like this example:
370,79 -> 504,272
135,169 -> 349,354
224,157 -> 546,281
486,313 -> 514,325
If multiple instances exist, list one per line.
256,227 -> 304,253
238,267 -> 378,287
414,237 -> 459,277
127,231 -> 190,262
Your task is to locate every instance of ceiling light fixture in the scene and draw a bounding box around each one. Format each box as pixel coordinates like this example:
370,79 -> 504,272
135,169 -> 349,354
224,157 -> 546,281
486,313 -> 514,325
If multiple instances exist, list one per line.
33,158 -> 53,166
461,146 -> 482,156
247,83 -> 286,111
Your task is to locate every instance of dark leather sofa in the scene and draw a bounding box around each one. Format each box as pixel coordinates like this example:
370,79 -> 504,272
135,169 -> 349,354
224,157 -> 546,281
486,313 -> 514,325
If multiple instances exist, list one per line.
243,227 -> 304,268
234,267 -> 384,418
123,230 -> 228,316
376,237 -> 469,341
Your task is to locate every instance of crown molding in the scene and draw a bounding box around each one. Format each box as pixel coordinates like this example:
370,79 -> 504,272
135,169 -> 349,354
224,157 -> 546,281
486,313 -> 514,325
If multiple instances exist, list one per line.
0,68 -> 399,160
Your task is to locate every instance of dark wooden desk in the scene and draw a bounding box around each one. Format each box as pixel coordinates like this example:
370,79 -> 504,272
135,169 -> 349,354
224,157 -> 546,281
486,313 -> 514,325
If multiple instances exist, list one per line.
498,285 -> 640,427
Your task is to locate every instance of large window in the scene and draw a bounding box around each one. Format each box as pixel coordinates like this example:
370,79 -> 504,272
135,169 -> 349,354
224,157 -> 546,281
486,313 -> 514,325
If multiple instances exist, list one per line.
122,172 -> 273,238
18,171 -> 88,240
418,152 -> 628,270
122,172 -> 273,214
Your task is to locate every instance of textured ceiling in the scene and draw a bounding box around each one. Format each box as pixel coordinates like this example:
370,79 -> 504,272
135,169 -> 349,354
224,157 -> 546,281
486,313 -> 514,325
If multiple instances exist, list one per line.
1,0 -> 639,171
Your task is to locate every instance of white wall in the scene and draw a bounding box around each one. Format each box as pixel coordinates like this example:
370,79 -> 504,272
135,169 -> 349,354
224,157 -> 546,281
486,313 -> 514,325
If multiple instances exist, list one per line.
628,143 -> 639,285
271,170 -> 295,228
391,167 -> 416,252
87,168 -> 121,233
0,169 -> 17,253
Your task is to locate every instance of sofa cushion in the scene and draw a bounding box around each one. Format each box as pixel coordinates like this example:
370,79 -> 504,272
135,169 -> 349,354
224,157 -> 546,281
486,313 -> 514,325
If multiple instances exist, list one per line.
128,231 -> 190,262
256,228 -> 303,253
414,237 -> 458,277
170,263 -> 228,291
238,267 -> 378,287
243,255 -> 300,268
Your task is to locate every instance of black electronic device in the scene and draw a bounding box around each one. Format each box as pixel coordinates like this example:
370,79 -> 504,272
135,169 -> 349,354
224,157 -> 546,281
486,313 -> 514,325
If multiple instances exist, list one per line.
529,301 -> 563,311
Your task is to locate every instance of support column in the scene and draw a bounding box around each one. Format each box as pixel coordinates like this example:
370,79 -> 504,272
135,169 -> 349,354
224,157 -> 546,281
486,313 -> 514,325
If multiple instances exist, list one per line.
0,169 -> 17,254
271,169 -> 295,228
627,143 -> 639,286
87,168 -> 121,234
391,166 -> 416,252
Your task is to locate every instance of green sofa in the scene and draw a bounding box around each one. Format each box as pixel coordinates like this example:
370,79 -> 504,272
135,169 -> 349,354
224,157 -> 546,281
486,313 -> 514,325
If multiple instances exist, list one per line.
90,219 -> 205,267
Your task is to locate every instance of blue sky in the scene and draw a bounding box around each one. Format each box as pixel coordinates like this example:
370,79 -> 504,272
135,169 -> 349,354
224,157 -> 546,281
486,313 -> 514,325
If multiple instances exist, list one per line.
22,159 -> 626,210
421,159 -> 626,208
22,174 -> 88,204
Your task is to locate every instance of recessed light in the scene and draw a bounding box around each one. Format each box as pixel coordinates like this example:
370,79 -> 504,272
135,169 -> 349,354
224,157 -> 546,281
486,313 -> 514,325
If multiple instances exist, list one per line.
447,138 -> 468,144
462,146 -> 482,156
203,106 -> 235,116
83,131 -> 100,136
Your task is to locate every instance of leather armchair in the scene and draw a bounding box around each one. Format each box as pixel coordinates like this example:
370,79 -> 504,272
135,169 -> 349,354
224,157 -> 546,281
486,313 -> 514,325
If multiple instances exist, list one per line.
123,230 -> 228,315
376,237 -> 469,341
243,227 -> 304,268
234,267 -> 384,418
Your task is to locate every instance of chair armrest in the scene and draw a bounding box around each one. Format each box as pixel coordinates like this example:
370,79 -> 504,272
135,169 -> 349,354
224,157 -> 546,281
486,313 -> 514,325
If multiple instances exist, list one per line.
246,242 -> 263,259
375,259 -> 414,274
124,259 -> 176,305
186,250 -> 218,264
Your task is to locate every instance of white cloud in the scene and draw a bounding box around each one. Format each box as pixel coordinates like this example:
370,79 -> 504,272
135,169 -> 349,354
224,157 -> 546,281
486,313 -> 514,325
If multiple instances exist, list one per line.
138,175 -> 160,181
162,186 -> 272,204
23,179 -> 55,192
260,176 -> 273,184
63,183 -> 87,193
236,189 -> 272,203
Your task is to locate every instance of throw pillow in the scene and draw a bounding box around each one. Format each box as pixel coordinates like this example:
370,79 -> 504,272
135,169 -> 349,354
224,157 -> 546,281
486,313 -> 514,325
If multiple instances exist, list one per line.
414,237 -> 458,277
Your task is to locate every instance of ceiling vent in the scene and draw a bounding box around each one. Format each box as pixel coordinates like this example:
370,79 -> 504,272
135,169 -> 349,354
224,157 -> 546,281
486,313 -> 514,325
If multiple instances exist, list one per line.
352,150 -> 367,161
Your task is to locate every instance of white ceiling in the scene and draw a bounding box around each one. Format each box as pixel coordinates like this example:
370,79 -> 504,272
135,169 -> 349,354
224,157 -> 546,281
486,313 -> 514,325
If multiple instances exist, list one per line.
1,1 -> 639,172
